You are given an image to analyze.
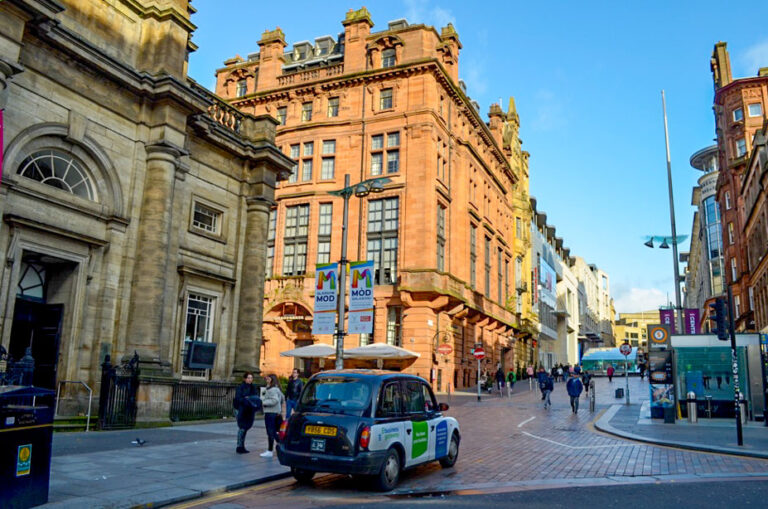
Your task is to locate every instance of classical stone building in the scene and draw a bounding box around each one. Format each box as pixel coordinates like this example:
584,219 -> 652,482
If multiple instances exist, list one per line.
215,8 -> 535,390
0,0 -> 291,421
710,42 -> 768,331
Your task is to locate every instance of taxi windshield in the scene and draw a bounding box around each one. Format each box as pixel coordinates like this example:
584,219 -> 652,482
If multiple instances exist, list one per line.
299,377 -> 372,415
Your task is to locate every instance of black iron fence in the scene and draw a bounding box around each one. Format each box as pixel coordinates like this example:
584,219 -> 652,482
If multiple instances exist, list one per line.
98,353 -> 139,430
170,380 -> 239,422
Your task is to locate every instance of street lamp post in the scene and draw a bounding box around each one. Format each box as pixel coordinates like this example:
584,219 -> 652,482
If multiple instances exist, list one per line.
329,174 -> 391,370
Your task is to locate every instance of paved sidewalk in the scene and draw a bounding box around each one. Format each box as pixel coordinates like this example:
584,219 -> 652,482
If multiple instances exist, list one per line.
46,420 -> 290,508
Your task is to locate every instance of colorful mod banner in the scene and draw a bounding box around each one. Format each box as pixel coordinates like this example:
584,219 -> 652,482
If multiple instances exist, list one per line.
348,260 -> 374,334
659,308 -> 676,334
312,263 -> 338,335
684,308 -> 701,335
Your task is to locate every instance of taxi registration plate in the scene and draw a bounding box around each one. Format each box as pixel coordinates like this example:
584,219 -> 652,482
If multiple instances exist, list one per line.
305,425 -> 337,437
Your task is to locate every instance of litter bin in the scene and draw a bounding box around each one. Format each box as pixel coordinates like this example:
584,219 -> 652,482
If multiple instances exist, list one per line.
663,405 -> 675,423
687,392 -> 698,423
615,388 -> 624,399
0,385 -> 55,509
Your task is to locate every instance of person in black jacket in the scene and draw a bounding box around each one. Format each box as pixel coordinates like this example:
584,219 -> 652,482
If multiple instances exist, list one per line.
285,368 -> 303,419
234,372 -> 258,454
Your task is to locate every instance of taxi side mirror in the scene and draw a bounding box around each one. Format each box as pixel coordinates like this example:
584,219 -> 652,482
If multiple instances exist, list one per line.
438,402 -> 449,412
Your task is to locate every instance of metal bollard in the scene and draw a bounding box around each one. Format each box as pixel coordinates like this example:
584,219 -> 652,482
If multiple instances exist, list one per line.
705,395 -> 713,419
740,394 -> 748,425
589,380 -> 596,412
687,392 -> 698,423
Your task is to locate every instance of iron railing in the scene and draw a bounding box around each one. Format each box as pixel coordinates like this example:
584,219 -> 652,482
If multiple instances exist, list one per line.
170,380 -> 240,422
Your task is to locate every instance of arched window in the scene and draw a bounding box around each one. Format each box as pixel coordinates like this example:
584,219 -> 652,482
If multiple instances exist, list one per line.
17,262 -> 46,302
17,150 -> 96,201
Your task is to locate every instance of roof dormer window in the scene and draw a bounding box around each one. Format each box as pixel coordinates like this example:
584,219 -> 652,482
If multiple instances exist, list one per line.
382,48 -> 396,68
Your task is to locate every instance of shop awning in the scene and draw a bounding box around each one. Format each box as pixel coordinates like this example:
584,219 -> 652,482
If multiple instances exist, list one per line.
279,344 -> 336,358
343,343 -> 420,360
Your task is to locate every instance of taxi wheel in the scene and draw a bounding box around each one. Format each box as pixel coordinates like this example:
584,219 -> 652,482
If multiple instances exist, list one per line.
373,448 -> 401,491
439,432 -> 460,468
291,467 -> 315,484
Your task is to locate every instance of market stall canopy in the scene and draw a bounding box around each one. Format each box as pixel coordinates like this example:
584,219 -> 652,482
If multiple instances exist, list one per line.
343,343 -> 420,360
279,344 -> 336,358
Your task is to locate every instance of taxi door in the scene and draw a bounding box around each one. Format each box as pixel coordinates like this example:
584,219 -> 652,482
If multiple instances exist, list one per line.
369,380 -> 405,454
402,380 -> 439,467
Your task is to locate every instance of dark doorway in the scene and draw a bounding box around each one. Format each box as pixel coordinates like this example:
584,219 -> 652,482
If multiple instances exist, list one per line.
9,299 -> 64,389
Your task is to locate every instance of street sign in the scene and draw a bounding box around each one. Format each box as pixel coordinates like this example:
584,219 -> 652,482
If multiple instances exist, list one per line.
620,343 -> 632,356
437,344 -> 453,355
648,324 -> 671,351
473,347 -> 485,360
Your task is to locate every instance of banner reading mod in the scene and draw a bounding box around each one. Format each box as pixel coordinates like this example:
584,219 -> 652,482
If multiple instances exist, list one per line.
312,263 -> 338,335
348,260 -> 374,334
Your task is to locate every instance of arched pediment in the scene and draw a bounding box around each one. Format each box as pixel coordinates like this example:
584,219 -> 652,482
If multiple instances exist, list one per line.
367,34 -> 404,51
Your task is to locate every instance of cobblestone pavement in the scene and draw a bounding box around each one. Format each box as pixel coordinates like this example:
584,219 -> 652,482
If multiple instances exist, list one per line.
172,377 -> 768,509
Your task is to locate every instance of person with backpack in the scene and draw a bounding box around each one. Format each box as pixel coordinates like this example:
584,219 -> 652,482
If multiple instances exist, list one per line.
542,372 -> 554,409
566,371 -> 584,414
506,368 -> 516,398
233,372 -> 258,454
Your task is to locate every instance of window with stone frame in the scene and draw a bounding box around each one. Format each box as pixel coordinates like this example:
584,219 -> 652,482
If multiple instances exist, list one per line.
266,208 -> 277,277
382,48 -> 396,68
321,140 -> 336,180
733,107 -> 744,122
18,149 -> 96,201
288,144 -> 299,183
181,292 -> 215,378
327,97 -> 339,117
748,103 -> 763,117
470,223 -> 477,289
437,203 -> 446,271
484,236 -> 492,299
497,248 -> 503,304
276,106 -> 287,126
380,88 -> 393,110
370,132 -> 400,176
386,306 -> 402,346
283,204 -> 309,276
191,201 -> 222,235
367,197 -> 399,285
302,142 -> 313,181
437,139 -> 448,182
236,80 -> 247,97
736,137 -> 747,157
301,102 -> 313,122
504,257 -> 510,302
316,203 -> 333,264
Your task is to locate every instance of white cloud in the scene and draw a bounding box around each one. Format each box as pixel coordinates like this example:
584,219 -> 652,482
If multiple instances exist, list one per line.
741,39 -> 768,75
404,0 -> 456,28
531,89 -> 565,131
614,287 -> 666,314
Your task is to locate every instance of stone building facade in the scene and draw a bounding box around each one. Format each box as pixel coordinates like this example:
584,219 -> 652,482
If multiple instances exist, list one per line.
215,8 -> 535,390
710,42 -> 768,331
0,0 -> 291,420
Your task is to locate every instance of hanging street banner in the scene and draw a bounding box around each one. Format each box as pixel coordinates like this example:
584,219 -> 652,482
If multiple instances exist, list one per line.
684,308 -> 701,335
348,260 -> 374,334
659,308 -> 676,334
312,263 -> 338,335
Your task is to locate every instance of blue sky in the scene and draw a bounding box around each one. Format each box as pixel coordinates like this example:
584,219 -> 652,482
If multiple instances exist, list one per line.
187,0 -> 768,315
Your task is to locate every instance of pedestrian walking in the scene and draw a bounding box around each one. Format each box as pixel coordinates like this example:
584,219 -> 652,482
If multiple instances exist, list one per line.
233,372 -> 258,454
566,371 -> 584,414
527,365 -> 535,390
537,367 -> 548,400
607,364 -> 615,383
638,362 -> 646,381
543,373 -> 554,409
557,365 -> 563,383
495,366 -> 506,396
260,374 -> 285,458
506,368 -> 516,398
582,371 -> 591,394
285,368 -> 303,419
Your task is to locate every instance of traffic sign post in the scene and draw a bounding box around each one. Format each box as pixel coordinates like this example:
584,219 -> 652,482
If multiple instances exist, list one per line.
473,347 -> 485,402
621,342 -> 632,405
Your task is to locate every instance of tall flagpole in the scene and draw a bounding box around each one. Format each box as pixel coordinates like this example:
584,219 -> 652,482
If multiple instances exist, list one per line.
661,90 -> 684,335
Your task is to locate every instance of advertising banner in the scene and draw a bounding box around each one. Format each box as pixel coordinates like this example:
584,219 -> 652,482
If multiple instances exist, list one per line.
659,308 -> 676,333
312,263 -> 338,335
539,259 -> 556,308
648,350 -> 673,384
348,260 -> 374,334
684,308 -> 701,335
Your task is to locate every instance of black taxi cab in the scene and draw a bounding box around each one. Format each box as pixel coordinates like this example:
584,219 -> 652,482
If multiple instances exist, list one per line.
276,370 -> 460,491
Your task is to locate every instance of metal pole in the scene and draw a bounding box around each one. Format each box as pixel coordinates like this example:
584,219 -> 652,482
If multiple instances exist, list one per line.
335,174 -> 351,370
661,90 -> 684,336
477,358 -> 481,402
727,286 -> 744,445
625,359 -> 630,405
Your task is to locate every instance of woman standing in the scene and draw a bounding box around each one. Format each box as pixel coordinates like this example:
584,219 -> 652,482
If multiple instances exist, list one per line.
234,372 -> 258,454
260,374 -> 285,458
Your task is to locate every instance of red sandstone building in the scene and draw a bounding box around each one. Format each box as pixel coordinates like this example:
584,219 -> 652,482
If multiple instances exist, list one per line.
215,8 -> 534,389
710,43 -> 768,331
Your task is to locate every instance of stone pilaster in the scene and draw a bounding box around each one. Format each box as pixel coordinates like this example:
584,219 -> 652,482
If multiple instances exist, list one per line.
125,143 -> 181,376
233,196 -> 271,376
0,59 -> 24,111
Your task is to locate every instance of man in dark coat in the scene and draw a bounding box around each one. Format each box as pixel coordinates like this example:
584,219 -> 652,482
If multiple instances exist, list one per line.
285,368 -> 303,419
566,371 -> 584,414
234,372 -> 259,454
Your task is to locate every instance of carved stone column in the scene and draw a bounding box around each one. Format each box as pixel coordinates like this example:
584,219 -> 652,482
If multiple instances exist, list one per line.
233,196 -> 271,376
125,143 -> 181,375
